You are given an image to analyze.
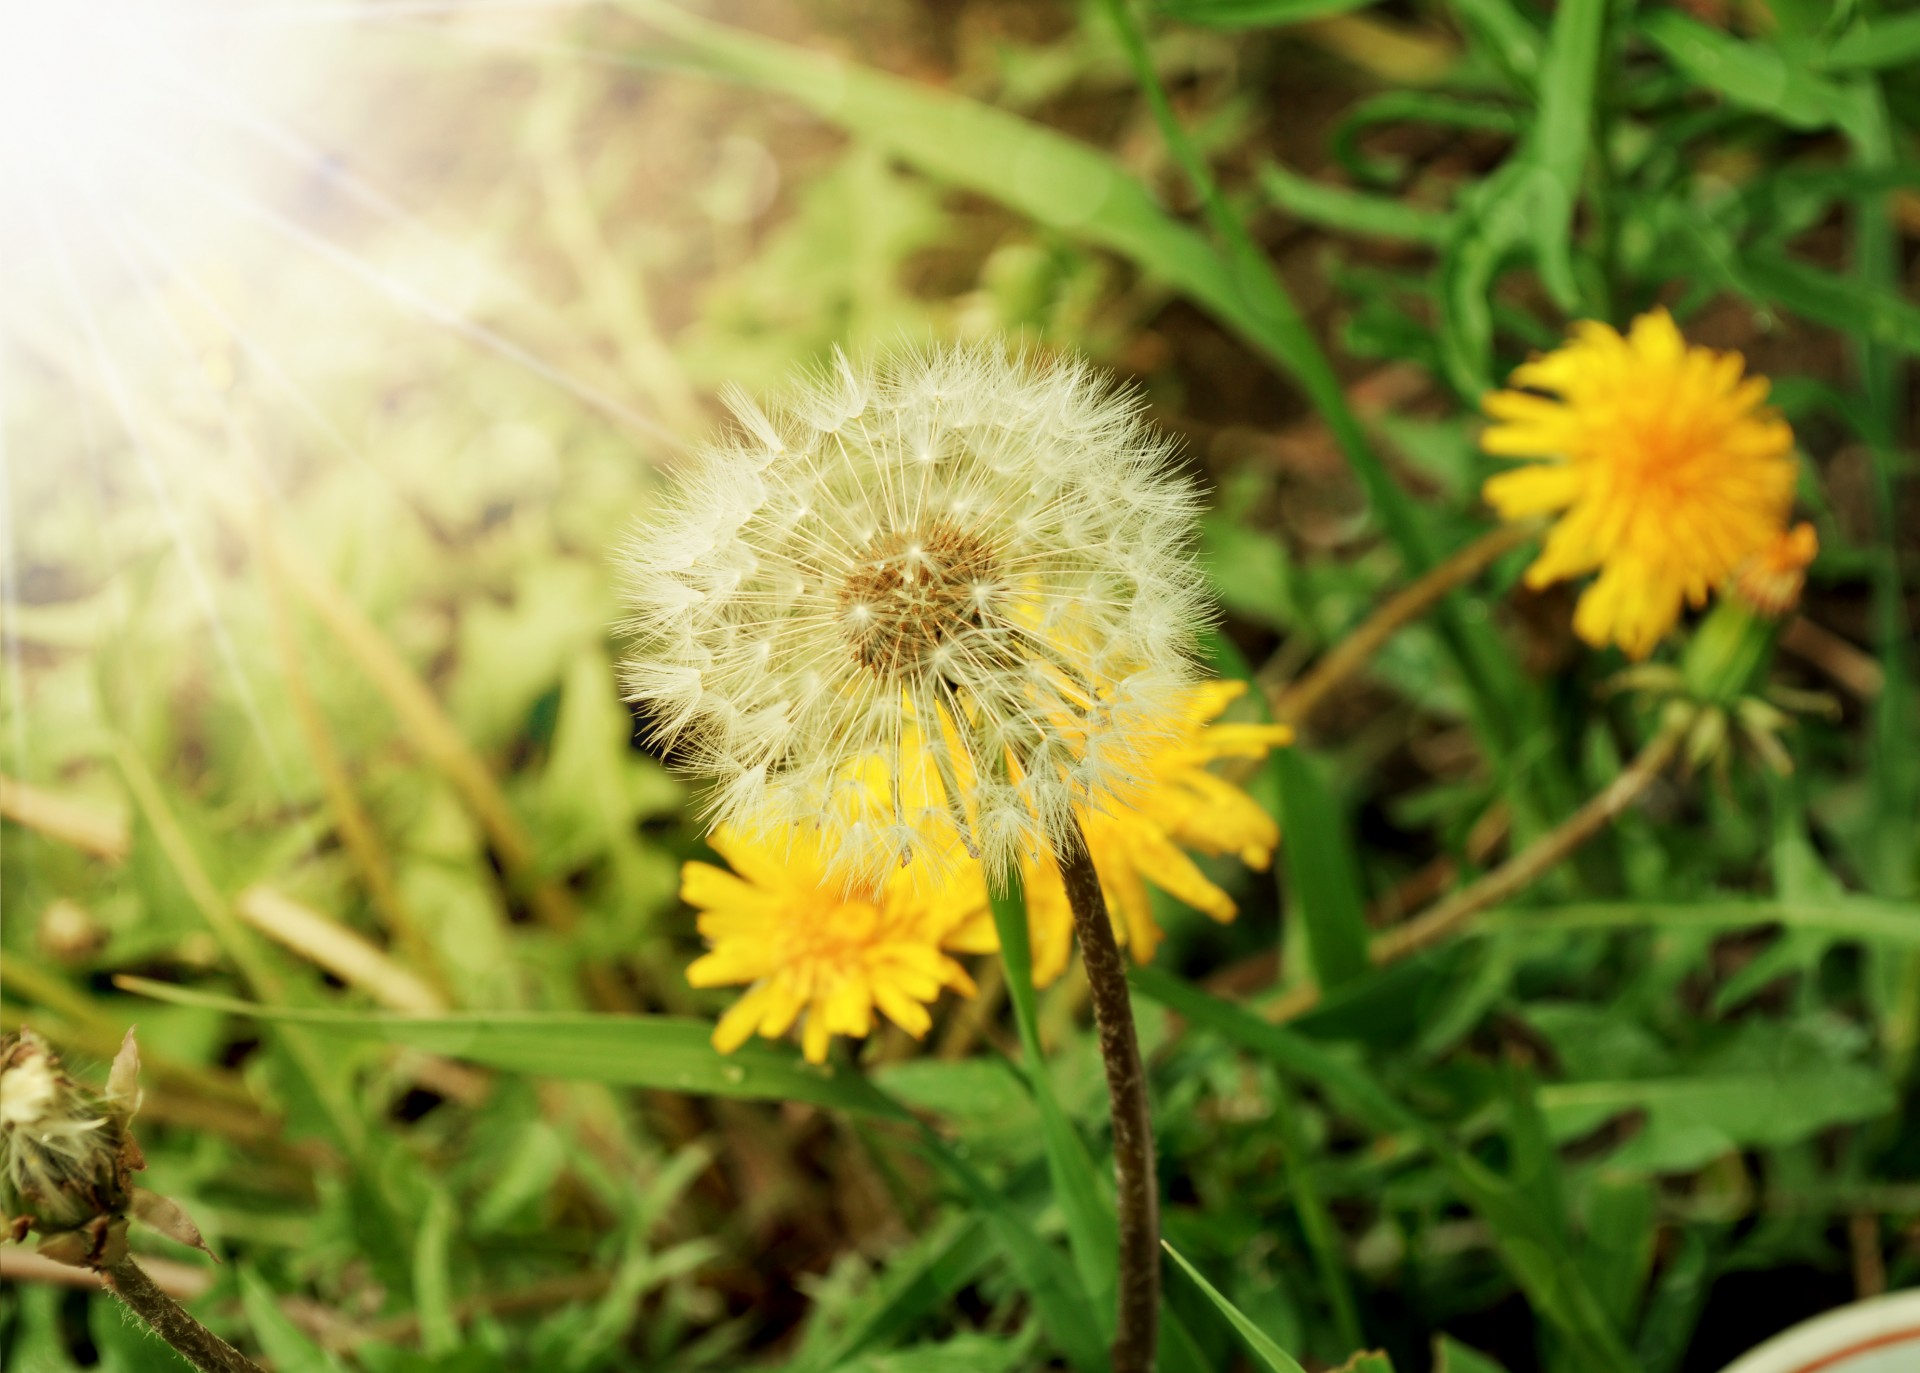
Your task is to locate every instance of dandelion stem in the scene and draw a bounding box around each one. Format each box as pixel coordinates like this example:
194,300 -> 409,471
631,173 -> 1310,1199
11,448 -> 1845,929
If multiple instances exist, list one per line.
1266,706 -> 1695,1022
100,1255 -> 266,1373
1058,815 -> 1160,1373
1264,520 -> 1543,730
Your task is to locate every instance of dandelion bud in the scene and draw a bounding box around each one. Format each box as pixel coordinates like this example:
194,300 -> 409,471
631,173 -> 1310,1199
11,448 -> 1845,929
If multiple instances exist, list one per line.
1,1029 -> 213,1268
620,344 -> 1210,886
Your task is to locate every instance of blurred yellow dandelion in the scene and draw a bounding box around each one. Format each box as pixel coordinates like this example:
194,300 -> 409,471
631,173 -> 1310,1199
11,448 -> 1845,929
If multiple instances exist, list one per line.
684,826 -> 996,1064
1480,308 -> 1797,659
1732,521 -> 1818,618
1026,681 -> 1292,986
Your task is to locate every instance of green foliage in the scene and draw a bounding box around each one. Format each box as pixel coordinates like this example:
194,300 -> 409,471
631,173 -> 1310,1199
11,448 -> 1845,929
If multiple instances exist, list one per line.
3,0 -> 1915,1370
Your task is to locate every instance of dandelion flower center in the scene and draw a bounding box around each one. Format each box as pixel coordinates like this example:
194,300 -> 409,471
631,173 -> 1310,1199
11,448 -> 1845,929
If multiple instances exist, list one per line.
839,519 -> 1003,677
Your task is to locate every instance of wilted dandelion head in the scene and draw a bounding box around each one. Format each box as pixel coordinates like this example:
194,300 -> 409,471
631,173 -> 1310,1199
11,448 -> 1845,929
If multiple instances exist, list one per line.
620,344 -> 1209,885
1,1030 -> 134,1241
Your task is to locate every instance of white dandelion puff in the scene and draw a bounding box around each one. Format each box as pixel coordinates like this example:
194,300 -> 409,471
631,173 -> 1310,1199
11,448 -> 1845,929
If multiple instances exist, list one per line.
618,344 -> 1211,886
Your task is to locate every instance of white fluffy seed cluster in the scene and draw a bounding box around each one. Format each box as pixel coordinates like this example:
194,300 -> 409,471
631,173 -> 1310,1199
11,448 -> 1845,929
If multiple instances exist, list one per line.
619,345 -> 1210,886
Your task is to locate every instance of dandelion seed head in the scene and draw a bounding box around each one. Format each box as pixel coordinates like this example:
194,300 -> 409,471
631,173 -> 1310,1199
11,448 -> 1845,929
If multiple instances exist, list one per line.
620,344 -> 1210,884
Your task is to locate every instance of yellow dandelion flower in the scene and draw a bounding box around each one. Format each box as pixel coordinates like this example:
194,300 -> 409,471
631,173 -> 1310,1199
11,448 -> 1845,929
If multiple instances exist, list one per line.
684,826 -> 996,1064
1732,521 -> 1818,618
1480,308 -> 1797,659
1025,680 -> 1292,987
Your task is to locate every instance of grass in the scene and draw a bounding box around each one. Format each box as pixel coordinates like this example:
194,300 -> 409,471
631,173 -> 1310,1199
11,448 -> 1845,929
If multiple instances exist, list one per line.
2,1 -> 1915,1371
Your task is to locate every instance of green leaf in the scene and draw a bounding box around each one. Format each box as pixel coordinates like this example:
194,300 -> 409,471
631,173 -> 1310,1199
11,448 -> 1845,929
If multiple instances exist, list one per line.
988,875 -> 1119,1335
240,1266 -> 349,1373
1434,1337 -> 1511,1373
118,977 -> 913,1121
1274,750 -> 1372,991
915,1145 -> 1108,1373
1640,13 -> 1857,130
1822,12 -> 1920,72
1130,968 -> 1637,1373
1526,0 -> 1606,306
789,1218 -> 997,1373
1714,247 -> 1920,359
414,1187 -> 461,1357
1162,1241 -> 1310,1373
1538,1067 -> 1894,1174
1477,897 -> 1920,946
1258,163 -> 1452,245
1157,0 -> 1380,30
1450,0 -> 1543,88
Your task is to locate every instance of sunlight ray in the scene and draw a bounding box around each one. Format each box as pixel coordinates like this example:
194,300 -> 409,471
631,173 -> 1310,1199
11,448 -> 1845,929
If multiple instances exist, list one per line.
29,191 -> 296,799
155,157 -> 687,451
164,0 -> 615,30
108,204 -> 410,500
138,49 -> 558,325
0,368 -> 30,777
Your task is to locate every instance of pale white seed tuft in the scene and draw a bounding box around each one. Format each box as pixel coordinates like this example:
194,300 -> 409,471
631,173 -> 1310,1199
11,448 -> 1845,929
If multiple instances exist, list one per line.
618,344 -> 1211,886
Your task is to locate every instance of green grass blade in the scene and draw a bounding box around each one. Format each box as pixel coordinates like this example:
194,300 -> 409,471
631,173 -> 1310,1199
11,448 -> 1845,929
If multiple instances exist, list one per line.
1162,1241 -> 1310,1373
1130,968 -> 1637,1372
988,876 -> 1120,1332
1258,163 -> 1453,245
1157,0 -> 1380,28
239,1266 -> 348,1373
914,1141 -> 1109,1373
1821,12 -> 1920,72
1273,750 -> 1372,991
1476,897 -> 1920,945
1435,1336 -> 1512,1372
117,977 -> 914,1121
1641,12 -> 1855,129
1450,0 -> 1543,89
1269,1073 -> 1366,1351
791,1217 -> 997,1373
1527,0 -> 1606,308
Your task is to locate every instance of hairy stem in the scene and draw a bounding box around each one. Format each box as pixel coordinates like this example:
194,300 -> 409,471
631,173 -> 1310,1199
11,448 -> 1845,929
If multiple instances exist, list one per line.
1267,706 -> 1694,1022
1058,816 -> 1160,1373
101,1256 -> 266,1373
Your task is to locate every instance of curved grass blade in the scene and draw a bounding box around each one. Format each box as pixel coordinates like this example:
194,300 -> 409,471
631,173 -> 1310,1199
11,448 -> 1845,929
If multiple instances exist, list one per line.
117,977 -> 913,1121
1161,1241 -> 1309,1373
988,875 -> 1120,1337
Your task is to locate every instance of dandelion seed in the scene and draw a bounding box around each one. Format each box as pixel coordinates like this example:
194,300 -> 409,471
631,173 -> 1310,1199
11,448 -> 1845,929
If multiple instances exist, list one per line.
1480,309 -> 1798,659
1024,680 -> 1293,986
621,344 -> 1209,885
683,825 -> 997,1063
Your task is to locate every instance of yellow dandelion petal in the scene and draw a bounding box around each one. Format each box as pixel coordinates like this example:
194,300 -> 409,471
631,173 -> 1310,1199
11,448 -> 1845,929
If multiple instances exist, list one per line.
684,822 -> 986,1062
712,987 -> 774,1055
1096,839 -> 1167,959
1732,522 -> 1818,617
1479,308 -> 1799,658
1023,678 -> 1288,986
